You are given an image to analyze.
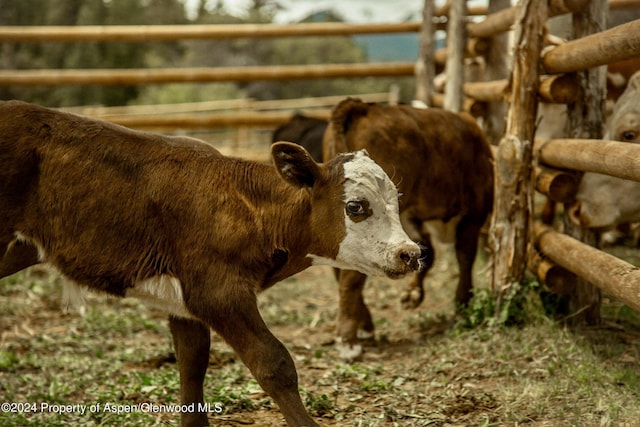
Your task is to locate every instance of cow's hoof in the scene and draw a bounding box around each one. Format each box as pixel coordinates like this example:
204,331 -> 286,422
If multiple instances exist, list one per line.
400,286 -> 424,309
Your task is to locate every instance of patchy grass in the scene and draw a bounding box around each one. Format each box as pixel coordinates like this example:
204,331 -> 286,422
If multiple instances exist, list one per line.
1,256 -> 639,426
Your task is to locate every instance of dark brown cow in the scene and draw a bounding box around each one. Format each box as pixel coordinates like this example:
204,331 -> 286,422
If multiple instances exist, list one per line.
272,113 -> 328,162
323,98 -> 494,360
0,100 -> 425,427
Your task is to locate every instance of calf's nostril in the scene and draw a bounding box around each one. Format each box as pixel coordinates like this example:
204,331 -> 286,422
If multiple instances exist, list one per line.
400,251 -> 412,265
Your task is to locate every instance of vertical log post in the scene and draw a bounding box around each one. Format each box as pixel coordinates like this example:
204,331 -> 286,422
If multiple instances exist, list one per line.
560,0 -> 607,325
489,0 -> 547,300
482,0 -> 511,145
415,0 -> 436,106
444,0 -> 466,112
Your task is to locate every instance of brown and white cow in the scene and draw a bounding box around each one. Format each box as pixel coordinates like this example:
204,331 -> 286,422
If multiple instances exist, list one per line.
323,98 -> 494,360
569,71 -> 640,231
0,100 -> 425,427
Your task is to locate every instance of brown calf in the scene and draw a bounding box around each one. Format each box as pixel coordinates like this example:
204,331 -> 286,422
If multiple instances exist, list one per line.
0,100 -> 424,426
323,98 -> 494,360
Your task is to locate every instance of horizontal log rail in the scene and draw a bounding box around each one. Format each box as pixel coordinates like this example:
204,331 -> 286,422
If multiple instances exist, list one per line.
537,138 -> 640,182
529,250 -> 576,295
463,74 -> 580,103
99,110 -> 330,129
3,0 -> 624,45
0,62 -> 415,86
63,92 -> 391,117
467,0 -> 590,38
542,20 -> 640,74
0,22 -> 422,42
535,223 -> 640,312
534,166 -> 579,203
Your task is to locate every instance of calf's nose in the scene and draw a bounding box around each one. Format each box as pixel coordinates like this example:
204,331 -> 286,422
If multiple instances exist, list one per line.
398,243 -> 428,271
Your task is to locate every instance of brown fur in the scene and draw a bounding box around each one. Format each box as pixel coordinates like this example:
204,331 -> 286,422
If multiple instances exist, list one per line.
323,98 -> 494,355
0,100 -> 377,426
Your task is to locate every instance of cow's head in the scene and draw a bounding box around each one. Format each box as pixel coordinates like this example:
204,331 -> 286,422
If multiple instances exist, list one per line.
569,70 -> 640,229
605,70 -> 640,144
271,141 -> 424,277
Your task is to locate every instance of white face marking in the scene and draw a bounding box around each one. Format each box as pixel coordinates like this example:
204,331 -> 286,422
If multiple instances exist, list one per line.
126,275 -> 194,319
310,151 -> 420,277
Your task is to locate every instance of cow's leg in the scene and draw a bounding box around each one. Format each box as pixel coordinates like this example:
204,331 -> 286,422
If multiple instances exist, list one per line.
400,235 -> 434,309
0,240 -> 40,279
454,217 -> 483,306
197,288 -> 318,427
336,269 -> 372,360
169,316 -> 211,427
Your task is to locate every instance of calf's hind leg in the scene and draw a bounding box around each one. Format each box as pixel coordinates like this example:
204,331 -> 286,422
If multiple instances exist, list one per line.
336,269 -> 374,360
169,316 -> 211,427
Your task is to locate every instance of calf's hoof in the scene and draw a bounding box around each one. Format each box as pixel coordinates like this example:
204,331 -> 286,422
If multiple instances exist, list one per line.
335,337 -> 364,362
400,285 -> 424,309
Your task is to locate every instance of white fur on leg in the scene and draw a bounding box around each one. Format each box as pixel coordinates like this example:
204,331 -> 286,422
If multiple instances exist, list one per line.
335,336 -> 363,361
357,329 -> 374,340
61,282 -> 87,316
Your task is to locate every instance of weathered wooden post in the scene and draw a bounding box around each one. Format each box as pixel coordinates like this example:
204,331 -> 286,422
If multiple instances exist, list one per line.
443,0 -> 466,112
482,0 -> 511,145
552,0 -> 607,324
489,0 -> 547,298
415,0 -> 436,106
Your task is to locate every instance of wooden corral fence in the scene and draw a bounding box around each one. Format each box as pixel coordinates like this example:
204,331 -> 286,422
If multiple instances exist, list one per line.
447,0 -> 640,321
2,0 -> 640,320
0,21 -> 424,129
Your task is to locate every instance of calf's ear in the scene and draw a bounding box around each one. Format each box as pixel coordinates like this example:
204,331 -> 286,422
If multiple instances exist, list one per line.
272,141 -> 322,188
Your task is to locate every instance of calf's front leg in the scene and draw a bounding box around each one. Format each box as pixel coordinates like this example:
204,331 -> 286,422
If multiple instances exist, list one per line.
169,316 -> 211,427
192,287 -> 318,427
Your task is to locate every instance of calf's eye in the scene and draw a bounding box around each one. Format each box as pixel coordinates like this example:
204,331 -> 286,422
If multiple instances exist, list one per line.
620,130 -> 637,142
345,200 -> 372,222
346,201 -> 364,215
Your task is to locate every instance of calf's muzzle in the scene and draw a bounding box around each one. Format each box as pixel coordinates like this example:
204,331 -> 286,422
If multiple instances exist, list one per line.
398,242 -> 431,273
